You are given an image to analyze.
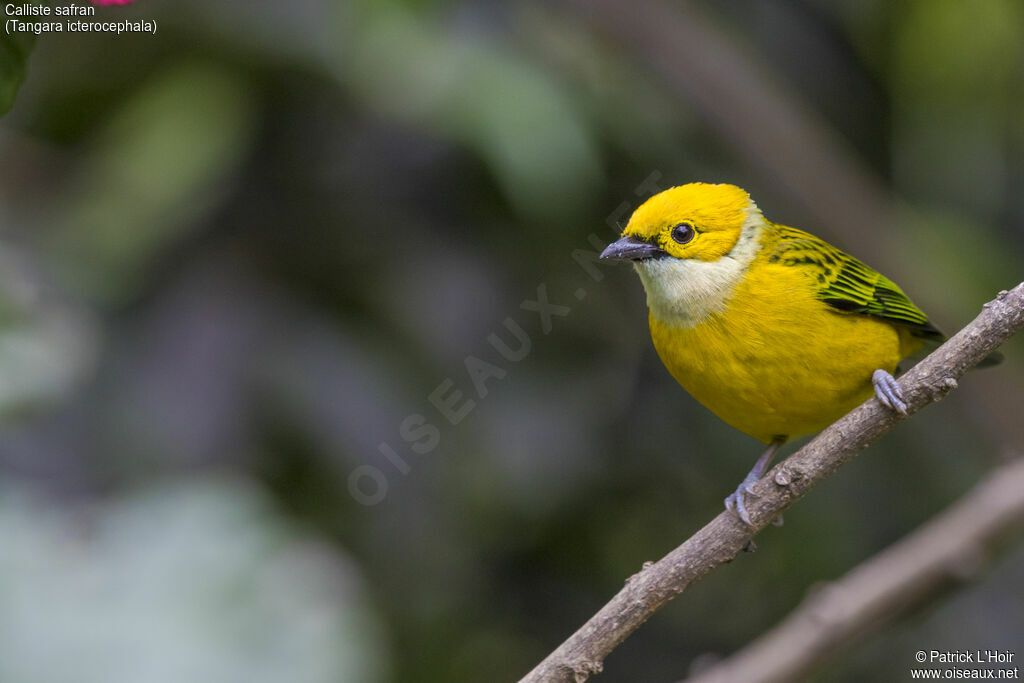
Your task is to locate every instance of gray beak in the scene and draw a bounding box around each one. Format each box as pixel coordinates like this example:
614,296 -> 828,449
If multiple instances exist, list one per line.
600,236 -> 667,262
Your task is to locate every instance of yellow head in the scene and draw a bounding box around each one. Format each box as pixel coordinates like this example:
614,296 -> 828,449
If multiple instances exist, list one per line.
601,183 -> 764,326
617,183 -> 754,260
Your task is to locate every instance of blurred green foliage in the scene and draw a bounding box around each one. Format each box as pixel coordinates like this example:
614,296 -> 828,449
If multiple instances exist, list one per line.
0,26 -> 35,116
0,478 -> 387,683
0,0 -> 1022,682
47,61 -> 255,301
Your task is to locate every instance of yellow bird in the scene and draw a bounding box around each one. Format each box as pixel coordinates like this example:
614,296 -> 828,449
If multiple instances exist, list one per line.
600,182 -> 994,525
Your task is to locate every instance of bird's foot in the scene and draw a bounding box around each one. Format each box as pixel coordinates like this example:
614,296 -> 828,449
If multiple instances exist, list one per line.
872,369 -> 908,416
724,472 -> 761,526
724,438 -> 785,526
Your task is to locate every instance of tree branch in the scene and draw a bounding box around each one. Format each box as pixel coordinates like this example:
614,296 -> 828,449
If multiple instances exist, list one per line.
517,281 -> 1024,683
683,455 -> 1024,683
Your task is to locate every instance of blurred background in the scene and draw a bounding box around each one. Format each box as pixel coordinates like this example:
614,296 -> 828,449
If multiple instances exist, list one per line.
1,0 -> 1023,681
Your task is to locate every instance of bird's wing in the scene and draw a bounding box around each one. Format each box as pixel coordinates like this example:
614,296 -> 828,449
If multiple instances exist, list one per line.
767,224 -> 945,341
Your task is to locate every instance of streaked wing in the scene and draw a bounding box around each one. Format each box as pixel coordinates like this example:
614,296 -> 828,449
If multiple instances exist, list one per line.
767,224 -> 944,341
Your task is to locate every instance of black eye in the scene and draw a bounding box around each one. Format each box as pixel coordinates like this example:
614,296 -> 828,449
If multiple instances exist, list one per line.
671,223 -> 695,244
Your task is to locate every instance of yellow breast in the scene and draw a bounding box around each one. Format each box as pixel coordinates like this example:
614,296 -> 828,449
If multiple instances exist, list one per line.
648,252 -> 922,443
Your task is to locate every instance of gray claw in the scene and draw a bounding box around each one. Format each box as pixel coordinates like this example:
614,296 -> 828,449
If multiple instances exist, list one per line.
725,439 -> 786,527
872,369 -> 908,415
725,485 -> 754,526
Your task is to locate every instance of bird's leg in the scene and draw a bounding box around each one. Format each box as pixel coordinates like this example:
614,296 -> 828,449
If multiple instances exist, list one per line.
725,437 -> 785,526
872,369 -> 908,416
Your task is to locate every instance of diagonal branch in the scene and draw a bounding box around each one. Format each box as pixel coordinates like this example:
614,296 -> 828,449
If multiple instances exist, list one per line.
517,281 -> 1024,683
683,455 -> 1024,683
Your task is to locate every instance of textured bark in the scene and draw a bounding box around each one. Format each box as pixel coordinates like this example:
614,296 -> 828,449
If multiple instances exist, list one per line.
518,282 -> 1024,683
684,456 -> 1024,683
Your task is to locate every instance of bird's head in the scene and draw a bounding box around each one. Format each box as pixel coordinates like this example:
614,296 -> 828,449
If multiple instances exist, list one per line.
601,183 -> 754,263
600,183 -> 764,325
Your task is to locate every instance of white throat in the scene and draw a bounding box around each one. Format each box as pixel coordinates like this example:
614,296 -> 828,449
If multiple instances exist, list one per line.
633,211 -> 764,328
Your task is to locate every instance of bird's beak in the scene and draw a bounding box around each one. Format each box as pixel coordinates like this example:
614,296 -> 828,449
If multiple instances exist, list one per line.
600,236 -> 667,262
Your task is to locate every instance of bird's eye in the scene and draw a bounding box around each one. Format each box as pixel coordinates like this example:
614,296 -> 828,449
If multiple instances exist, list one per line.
671,223 -> 696,244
